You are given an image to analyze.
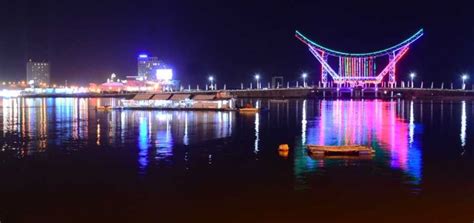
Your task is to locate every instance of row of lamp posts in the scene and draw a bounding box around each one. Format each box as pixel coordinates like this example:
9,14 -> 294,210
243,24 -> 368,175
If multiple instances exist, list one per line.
203,72 -> 470,91
410,72 -> 469,89
206,72 -> 309,90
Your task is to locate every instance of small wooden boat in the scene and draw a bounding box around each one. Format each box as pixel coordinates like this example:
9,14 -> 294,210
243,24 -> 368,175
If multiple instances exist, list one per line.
238,107 -> 260,113
308,154 -> 374,160
306,145 -> 375,156
96,105 -> 112,111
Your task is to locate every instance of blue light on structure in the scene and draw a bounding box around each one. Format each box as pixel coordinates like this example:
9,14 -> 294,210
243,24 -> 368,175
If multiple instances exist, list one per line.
139,54 -> 148,58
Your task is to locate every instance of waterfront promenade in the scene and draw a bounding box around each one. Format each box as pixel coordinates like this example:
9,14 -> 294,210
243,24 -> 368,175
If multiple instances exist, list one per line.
16,84 -> 474,100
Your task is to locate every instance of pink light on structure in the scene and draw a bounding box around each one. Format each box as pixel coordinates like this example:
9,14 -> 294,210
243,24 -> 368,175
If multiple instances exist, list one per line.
375,47 -> 409,82
296,29 -> 423,86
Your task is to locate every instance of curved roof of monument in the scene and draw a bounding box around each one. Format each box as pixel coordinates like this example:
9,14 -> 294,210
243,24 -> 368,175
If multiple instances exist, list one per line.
295,29 -> 423,57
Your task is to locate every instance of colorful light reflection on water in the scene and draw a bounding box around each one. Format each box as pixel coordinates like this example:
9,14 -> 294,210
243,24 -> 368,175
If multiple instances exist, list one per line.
1,97 -> 473,222
0,98 -> 235,165
1,97 -> 471,192
295,99 -> 423,187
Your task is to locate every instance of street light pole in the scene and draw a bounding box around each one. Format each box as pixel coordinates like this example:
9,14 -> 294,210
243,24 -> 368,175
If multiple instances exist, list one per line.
302,72 -> 308,87
410,73 -> 416,88
208,76 -> 214,90
254,74 -> 260,89
462,74 -> 469,90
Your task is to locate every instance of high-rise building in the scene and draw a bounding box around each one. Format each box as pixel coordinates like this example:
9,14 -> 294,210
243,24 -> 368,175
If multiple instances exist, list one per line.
26,60 -> 50,87
137,54 -> 164,80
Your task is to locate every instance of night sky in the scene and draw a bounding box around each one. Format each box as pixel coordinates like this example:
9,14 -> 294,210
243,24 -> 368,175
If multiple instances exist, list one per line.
1,0 -> 473,86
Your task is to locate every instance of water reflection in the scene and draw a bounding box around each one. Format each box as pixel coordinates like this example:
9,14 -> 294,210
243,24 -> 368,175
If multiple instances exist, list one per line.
295,100 -> 423,188
154,112 -> 173,161
2,97 -> 472,190
138,116 -> 149,173
409,101 -> 415,144
1,98 -> 91,156
294,99 -> 318,189
301,100 -> 307,145
254,112 -> 260,154
0,98 -> 236,169
461,101 -> 466,148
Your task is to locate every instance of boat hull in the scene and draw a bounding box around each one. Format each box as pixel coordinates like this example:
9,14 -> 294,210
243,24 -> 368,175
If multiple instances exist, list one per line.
306,145 -> 375,156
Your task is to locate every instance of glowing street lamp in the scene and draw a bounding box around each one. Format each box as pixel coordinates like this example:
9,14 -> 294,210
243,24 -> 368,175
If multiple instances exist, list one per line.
254,74 -> 260,89
462,74 -> 469,90
302,72 -> 308,87
208,76 -> 214,90
410,73 -> 416,88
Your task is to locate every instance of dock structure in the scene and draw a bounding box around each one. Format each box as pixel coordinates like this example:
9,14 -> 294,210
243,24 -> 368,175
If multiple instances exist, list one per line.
226,87 -> 474,99
15,84 -> 474,100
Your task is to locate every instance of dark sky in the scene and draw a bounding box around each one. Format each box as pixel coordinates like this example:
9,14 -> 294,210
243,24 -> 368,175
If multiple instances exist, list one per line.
0,0 -> 473,86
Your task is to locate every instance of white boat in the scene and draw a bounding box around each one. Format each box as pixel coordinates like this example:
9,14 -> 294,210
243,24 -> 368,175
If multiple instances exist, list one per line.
119,91 -> 236,111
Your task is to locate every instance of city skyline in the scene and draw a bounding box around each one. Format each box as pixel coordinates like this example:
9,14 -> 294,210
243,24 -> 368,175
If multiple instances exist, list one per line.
1,0 -> 473,86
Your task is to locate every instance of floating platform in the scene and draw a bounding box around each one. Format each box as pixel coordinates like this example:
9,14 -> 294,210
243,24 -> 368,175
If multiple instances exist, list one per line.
306,145 -> 375,156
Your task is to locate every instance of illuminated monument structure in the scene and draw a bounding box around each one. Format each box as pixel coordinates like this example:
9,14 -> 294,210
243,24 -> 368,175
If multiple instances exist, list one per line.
296,29 -> 423,87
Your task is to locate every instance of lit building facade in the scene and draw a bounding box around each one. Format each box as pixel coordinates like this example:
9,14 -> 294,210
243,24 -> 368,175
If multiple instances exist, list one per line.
26,60 -> 50,87
137,54 -> 165,80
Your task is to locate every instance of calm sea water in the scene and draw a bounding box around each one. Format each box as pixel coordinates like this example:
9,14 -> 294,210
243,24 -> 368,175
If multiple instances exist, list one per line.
0,98 -> 473,222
